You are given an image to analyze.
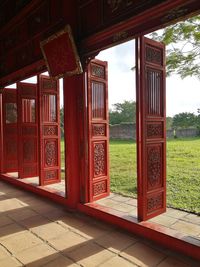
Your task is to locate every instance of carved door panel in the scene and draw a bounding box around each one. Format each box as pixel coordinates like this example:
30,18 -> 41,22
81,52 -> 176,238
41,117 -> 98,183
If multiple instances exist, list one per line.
87,59 -> 110,202
17,82 -> 39,178
38,75 -> 61,186
136,37 -> 166,221
2,88 -> 18,173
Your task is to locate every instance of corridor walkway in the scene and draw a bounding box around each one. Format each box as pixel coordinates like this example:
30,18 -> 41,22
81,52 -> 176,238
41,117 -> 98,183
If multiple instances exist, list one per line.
0,180 -> 199,266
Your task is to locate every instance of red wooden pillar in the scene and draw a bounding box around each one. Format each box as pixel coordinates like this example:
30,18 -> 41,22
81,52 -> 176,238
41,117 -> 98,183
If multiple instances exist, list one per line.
136,37 -> 166,221
63,74 -> 83,207
0,92 -> 2,173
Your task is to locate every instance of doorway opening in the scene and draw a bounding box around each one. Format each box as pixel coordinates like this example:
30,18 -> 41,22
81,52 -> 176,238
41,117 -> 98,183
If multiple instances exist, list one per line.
1,72 -> 67,198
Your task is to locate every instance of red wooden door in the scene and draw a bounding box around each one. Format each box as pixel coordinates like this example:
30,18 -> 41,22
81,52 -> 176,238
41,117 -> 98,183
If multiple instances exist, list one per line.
38,75 -> 61,186
2,88 -> 18,173
87,59 -> 110,202
136,37 -> 166,221
17,82 -> 39,178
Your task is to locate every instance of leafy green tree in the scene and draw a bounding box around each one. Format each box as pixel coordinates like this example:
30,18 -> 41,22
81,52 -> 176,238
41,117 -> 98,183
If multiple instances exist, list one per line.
172,112 -> 197,129
109,100 -> 136,125
166,117 -> 173,130
150,15 -> 200,79
60,107 -> 64,137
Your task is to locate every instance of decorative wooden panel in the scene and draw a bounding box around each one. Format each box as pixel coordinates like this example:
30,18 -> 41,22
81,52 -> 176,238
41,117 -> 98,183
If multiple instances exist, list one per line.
17,82 -> 39,178
2,88 -> 18,173
87,59 -> 109,201
136,37 -> 166,221
38,74 -> 61,186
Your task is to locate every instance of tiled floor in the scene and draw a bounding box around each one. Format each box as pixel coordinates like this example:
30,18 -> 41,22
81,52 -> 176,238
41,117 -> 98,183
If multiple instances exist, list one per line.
96,194 -> 200,244
0,180 -> 199,267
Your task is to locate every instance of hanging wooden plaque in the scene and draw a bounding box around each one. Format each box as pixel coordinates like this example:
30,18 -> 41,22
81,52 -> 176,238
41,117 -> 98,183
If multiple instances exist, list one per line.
40,25 -> 82,79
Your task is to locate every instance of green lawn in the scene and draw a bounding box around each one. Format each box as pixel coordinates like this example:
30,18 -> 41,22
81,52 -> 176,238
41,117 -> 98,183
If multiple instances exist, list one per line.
61,137 -> 200,214
110,138 -> 200,214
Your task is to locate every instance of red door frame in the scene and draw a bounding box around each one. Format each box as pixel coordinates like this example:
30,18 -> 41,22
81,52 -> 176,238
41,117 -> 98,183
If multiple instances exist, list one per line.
17,82 -> 39,178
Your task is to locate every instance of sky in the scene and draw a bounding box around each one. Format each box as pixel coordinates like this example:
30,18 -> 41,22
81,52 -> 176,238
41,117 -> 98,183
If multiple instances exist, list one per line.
96,40 -> 200,117
5,40 -> 200,117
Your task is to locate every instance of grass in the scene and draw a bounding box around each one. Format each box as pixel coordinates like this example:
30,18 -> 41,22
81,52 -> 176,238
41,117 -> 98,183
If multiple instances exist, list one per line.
61,137 -> 200,214
110,138 -> 200,214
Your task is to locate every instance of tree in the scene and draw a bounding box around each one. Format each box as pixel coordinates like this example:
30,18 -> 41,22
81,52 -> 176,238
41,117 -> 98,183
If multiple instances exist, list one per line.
150,15 -> 200,79
172,112 -> 196,129
166,117 -> 173,130
109,100 -> 136,125
60,107 -> 64,137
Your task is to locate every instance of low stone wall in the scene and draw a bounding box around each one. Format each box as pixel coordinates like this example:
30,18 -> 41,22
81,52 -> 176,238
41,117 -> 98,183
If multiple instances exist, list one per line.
109,123 -> 199,140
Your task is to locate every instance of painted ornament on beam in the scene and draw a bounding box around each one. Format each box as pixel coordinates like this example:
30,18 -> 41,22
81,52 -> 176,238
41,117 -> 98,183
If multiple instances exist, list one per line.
40,25 -> 82,79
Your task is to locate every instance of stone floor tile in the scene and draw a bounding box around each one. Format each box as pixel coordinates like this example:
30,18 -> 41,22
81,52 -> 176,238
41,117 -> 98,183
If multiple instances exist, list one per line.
66,242 -> 115,267
0,257 -> 22,267
96,199 -> 119,208
15,243 -> 57,267
120,242 -> 166,267
0,223 -> 26,240
8,207 -> 38,221
95,230 -> 137,253
0,245 -> 10,260
73,222 -> 110,240
99,255 -> 138,267
0,215 -> 14,227
125,198 -> 137,206
111,195 -> 132,203
157,256 -> 190,267
166,208 -> 188,219
20,214 -> 51,229
48,231 -> 87,252
1,231 -> 43,253
44,208 -> 68,221
171,220 -> 200,236
42,255 -> 79,267
31,221 -> 69,240
149,214 -> 178,227
57,214 -> 88,231
182,213 -> 200,225
0,198 -> 25,212
113,203 -> 135,213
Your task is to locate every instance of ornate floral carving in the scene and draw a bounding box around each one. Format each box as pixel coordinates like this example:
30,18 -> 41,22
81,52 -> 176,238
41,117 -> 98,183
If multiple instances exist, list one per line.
113,31 -> 128,42
91,64 -> 105,78
92,124 -> 106,137
146,46 -> 162,65
94,143 -> 105,176
147,123 -> 163,138
45,141 -> 57,167
93,181 -> 106,196
45,170 -> 57,180
43,126 -> 58,136
147,193 -> 163,212
42,79 -> 57,90
147,146 -> 161,188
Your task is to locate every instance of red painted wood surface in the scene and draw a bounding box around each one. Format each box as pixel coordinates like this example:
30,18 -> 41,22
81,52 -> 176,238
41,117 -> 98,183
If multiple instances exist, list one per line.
0,93 -> 2,173
87,59 -> 110,201
38,75 -> 61,186
136,37 -> 166,221
2,88 -> 18,173
17,82 -> 39,178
